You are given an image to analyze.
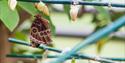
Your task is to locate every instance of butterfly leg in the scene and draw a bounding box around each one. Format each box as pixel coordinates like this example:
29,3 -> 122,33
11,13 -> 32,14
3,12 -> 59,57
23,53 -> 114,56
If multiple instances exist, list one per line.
30,41 -> 40,47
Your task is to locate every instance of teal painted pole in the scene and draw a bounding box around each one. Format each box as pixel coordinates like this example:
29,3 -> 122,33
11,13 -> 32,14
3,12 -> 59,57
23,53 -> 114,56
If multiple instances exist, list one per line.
8,38 -> 61,53
7,54 -> 125,61
49,16 -> 125,63
17,0 -> 125,8
8,38 -> 118,63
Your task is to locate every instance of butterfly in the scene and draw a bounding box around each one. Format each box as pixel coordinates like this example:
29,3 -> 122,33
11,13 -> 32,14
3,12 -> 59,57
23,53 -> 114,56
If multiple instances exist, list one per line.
30,14 -> 52,47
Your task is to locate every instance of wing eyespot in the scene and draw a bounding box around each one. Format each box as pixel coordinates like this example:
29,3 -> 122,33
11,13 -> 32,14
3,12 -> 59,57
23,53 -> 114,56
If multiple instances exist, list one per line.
31,27 -> 38,34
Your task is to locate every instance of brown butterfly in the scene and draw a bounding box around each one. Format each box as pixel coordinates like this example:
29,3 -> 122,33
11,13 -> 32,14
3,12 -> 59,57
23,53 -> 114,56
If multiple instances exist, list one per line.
30,14 -> 52,47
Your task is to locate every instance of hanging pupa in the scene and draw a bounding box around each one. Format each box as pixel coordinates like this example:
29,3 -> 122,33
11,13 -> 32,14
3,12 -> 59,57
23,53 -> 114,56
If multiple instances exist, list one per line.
70,0 -> 80,22
8,0 -> 17,10
70,5 -> 79,22
34,1 -> 50,16
30,14 -> 52,47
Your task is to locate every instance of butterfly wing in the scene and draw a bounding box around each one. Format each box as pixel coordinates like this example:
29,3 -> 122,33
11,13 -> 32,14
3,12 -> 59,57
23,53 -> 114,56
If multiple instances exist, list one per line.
30,14 -> 52,47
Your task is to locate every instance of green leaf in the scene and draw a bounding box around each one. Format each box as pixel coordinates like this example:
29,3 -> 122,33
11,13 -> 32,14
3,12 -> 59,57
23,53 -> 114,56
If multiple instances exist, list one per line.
0,1 -> 19,31
96,36 -> 110,53
71,57 -> 76,63
64,5 -> 71,21
14,32 -> 27,41
48,22 -> 55,35
18,2 -> 56,35
18,2 -> 38,15
94,6 -> 111,27
40,12 -> 56,35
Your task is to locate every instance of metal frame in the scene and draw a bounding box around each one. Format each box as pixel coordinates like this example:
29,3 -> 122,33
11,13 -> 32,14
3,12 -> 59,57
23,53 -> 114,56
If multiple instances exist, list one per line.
6,0 -> 125,63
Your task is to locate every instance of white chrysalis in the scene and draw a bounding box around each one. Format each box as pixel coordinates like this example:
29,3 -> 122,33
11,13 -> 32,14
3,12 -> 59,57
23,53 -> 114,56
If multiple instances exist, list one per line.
70,5 -> 79,22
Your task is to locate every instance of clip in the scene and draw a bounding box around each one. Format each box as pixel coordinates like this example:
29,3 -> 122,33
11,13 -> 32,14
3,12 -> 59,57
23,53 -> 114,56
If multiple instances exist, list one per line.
72,0 -> 79,5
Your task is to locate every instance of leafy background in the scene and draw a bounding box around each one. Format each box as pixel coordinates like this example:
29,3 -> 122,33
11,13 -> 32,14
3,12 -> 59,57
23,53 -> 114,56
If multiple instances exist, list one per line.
0,0 -> 125,63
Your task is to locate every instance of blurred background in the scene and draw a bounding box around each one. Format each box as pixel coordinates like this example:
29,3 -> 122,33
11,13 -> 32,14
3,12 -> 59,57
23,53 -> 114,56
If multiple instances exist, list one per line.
0,0 -> 125,63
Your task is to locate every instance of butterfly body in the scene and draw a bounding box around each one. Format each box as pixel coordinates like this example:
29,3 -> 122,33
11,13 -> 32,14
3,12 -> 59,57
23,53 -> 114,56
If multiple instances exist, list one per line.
30,14 -> 52,47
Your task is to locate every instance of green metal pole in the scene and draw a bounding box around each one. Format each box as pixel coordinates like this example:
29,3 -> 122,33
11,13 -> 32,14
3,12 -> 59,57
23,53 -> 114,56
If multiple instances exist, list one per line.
17,0 -> 125,8
7,54 -> 125,61
8,38 -> 116,63
49,16 -> 125,63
